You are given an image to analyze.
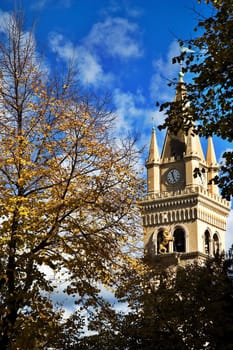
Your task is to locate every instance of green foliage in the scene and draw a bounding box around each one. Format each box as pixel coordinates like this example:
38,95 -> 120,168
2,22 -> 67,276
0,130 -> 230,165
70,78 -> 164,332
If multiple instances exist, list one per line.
159,0 -> 233,199
81,256 -> 233,350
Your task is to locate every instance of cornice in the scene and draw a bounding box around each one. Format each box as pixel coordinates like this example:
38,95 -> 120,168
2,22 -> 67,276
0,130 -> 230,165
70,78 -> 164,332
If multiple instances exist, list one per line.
141,186 -> 230,214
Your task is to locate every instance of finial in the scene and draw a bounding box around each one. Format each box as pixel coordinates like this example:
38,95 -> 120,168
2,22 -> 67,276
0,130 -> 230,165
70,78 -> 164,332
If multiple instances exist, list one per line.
179,45 -> 195,82
152,114 -> 156,130
179,70 -> 184,82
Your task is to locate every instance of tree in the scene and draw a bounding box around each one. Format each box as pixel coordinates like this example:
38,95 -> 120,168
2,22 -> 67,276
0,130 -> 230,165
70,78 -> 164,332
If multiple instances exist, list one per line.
159,0 -> 233,199
82,256 -> 233,350
0,11 -> 143,349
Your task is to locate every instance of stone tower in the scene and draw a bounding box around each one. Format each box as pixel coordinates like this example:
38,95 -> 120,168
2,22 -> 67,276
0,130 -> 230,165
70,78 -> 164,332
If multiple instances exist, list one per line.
141,74 -> 230,268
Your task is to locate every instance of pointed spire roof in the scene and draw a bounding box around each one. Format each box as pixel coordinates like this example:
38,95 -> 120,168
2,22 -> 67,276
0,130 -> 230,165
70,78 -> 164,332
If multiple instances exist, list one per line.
161,73 -> 187,161
161,72 -> 204,162
206,137 -> 217,166
147,127 -> 160,164
186,129 -> 205,160
161,129 -> 186,160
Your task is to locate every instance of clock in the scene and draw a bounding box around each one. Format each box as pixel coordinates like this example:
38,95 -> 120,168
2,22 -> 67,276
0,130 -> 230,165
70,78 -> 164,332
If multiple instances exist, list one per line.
166,168 -> 181,184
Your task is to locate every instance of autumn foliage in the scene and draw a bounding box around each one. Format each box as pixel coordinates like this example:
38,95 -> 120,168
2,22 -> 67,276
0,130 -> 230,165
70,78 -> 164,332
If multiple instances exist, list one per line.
0,12 -> 143,349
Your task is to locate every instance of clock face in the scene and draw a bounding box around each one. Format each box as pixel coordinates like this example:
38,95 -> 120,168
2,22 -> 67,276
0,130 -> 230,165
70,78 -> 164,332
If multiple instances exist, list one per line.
166,169 -> 181,184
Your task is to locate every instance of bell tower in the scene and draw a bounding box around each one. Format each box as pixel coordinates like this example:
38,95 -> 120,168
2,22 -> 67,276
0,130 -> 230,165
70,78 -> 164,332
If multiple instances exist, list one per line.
141,74 -> 230,268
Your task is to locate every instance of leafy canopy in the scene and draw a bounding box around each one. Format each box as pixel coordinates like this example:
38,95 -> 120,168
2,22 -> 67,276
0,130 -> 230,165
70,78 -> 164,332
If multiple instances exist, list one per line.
80,255 -> 233,350
0,11 -> 143,349
159,0 -> 233,199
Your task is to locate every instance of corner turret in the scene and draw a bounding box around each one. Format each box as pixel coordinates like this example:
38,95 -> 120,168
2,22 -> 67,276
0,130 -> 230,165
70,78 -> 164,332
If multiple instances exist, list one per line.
146,127 -> 160,193
206,137 -> 219,194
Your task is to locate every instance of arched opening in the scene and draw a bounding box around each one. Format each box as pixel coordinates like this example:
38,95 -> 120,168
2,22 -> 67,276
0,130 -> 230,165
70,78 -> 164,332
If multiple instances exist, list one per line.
204,230 -> 210,254
213,233 -> 220,255
157,231 -> 164,254
173,228 -> 185,252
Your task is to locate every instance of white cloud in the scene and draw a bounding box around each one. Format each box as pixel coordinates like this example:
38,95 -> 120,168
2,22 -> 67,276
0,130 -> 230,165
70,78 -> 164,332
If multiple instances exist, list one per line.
113,89 -> 154,133
150,40 -> 180,101
85,17 -> 143,60
0,9 -> 50,77
48,32 -> 114,87
30,0 -> 72,10
49,32 -> 75,59
0,9 -> 11,33
48,14 -> 143,87
113,88 -> 166,138
153,40 -> 180,77
48,14 -> 143,88
126,6 -> 143,18
112,88 -> 167,163
101,0 -> 143,19
77,47 -> 114,86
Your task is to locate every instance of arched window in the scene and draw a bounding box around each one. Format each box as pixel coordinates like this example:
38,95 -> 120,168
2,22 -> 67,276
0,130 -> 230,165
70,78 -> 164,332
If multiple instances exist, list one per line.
157,231 -> 164,254
213,233 -> 220,255
173,228 -> 185,252
204,230 -> 210,254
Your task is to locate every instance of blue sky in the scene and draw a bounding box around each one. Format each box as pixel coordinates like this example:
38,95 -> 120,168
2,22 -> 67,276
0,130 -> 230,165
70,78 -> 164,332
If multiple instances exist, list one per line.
0,0 -> 232,248
0,0 -> 213,150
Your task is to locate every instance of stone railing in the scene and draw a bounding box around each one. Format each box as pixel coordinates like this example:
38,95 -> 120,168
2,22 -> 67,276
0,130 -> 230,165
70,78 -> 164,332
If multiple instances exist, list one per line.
142,186 -> 230,208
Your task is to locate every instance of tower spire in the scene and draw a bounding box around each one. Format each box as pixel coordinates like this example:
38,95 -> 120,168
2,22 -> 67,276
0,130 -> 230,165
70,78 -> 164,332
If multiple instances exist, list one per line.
141,68 -> 230,269
161,71 -> 188,161
174,71 -> 186,102
186,128 -> 204,160
206,136 -> 217,165
146,127 -> 160,193
147,127 -> 159,163
206,137 -> 219,194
